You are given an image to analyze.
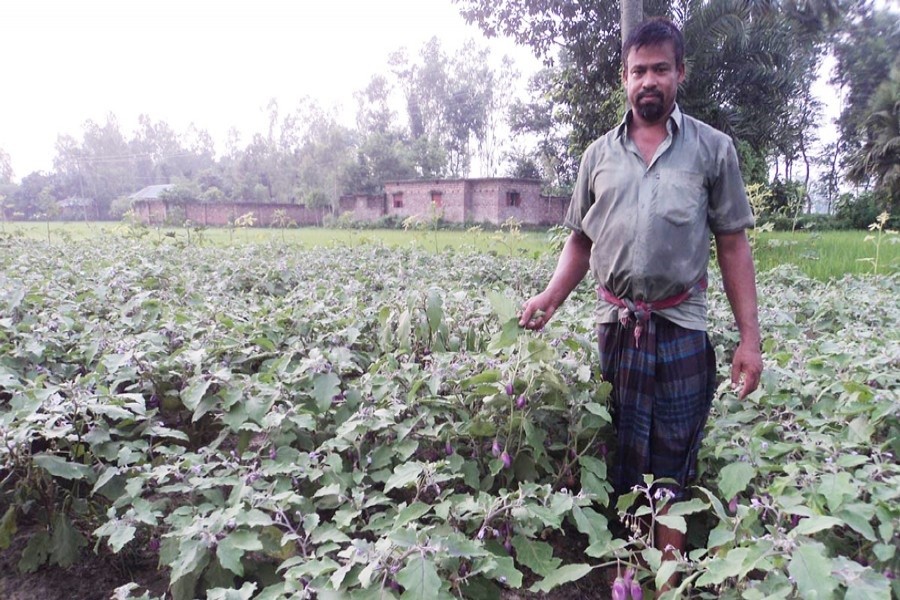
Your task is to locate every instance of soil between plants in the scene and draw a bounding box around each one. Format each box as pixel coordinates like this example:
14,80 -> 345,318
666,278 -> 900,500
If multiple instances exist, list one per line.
0,522 -> 168,600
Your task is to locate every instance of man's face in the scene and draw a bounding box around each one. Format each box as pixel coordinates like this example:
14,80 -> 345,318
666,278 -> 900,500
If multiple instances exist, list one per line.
622,41 -> 685,125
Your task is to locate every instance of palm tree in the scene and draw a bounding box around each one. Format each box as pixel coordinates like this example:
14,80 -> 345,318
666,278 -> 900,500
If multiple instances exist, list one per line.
847,61 -> 900,212
677,0 -> 815,154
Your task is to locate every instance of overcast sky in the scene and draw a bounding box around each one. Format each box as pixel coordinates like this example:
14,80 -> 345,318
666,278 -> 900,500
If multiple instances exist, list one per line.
2,1 -> 843,183
0,0 -> 540,180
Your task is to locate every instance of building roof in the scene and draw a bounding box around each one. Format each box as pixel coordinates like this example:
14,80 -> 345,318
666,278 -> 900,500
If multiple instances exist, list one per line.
129,184 -> 176,201
382,177 -> 543,186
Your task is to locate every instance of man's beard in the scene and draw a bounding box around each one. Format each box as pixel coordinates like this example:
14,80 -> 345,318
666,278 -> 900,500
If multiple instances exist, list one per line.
636,91 -> 666,123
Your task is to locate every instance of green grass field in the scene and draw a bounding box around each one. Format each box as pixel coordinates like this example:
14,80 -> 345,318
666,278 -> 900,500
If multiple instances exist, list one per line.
3,220 -> 898,280
750,229 -> 900,279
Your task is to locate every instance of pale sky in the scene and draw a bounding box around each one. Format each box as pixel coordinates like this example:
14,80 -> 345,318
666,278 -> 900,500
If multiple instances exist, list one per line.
2,1 -> 843,183
0,0 -> 541,180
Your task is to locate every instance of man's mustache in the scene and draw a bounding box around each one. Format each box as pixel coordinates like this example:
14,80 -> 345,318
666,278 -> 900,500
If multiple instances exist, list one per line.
637,90 -> 663,102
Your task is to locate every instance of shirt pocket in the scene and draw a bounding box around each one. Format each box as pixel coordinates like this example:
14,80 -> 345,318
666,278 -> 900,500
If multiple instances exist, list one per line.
658,170 -> 706,226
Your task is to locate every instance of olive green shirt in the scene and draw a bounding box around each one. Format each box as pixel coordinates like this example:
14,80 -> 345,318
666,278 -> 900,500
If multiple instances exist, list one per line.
565,105 -> 754,331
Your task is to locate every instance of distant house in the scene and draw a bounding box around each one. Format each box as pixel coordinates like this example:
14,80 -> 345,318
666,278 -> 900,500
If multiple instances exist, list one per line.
59,196 -> 98,220
339,178 -> 568,226
128,178 -> 570,228
129,184 -> 176,201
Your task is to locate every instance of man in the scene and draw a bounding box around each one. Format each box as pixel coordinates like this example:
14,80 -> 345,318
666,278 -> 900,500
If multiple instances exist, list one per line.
518,17 -> 762,565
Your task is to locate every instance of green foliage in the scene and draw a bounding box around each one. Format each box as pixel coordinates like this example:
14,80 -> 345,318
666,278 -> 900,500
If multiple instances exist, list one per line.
108,195 -> 134,219
1,235 -> 898,599
832,7 -> 900,162
859,211 -> 899,275
845,57 -> 900,211
159,184 -> 199,204
163,205 -> 187,227
834,191 -> 891,230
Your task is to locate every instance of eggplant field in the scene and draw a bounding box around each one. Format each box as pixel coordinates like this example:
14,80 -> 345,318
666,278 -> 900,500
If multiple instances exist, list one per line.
0,234 -> 897,600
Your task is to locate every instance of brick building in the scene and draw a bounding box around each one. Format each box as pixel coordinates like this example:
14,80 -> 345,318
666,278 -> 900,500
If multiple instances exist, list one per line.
339,178 -> 568,226
131,198 -> 329,227
130,178 -> 569,228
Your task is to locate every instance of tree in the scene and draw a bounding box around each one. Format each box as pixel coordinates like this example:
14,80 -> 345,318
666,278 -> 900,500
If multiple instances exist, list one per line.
388,37 -> 512,178
832,6 -> 900,161
0,147 -> 13,184
507,67 -> 586,189
846,58 -> 900,213
390,40 -> 453,177
10,171 -> 56,219
454,0 -> 668,167
55,114 -> 135,217
455,0 -> 841,188
477,54 -> 520,176
349,75 -> 419,192
293,100 -> 356,213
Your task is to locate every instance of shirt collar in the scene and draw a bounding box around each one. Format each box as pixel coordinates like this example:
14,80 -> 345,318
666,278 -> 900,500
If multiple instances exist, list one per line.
615,103 -> 683,139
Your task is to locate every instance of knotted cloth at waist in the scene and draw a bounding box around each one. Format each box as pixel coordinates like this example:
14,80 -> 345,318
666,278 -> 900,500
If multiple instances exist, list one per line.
597,276 -> 708,348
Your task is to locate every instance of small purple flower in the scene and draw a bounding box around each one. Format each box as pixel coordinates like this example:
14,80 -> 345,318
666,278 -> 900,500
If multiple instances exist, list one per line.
445,441 -> 454,456
623,568 -> 635,585
505,382 -> 514,396
884,570 -> 895,580
629,580 -> 643,600
503,538 -> 513,553
612,577 -> 627,600
729,496 -> 739,514
500,451 -> 512,469
515,394 -> 526,409
147,394 -> 160,409
148,538 -> 161,552
790,514 -> 801,528
269,447 -> 277,460
492,440 -> 502,457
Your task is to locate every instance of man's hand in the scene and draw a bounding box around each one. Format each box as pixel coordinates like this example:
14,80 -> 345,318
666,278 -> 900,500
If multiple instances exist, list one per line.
731,341 -> 762,399
518,231 -> 592,331
716,230 -> 762,401
519,290 -> 560,330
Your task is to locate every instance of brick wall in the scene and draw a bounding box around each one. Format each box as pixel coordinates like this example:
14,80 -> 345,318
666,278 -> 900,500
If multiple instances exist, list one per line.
382,180 -> 470,224
467,180 -> 502,224
381,178 -> 564,226
132,180 -> 570,228
538,195 -> 570,225
338,194 -> 386,221
133,200 -> 329,227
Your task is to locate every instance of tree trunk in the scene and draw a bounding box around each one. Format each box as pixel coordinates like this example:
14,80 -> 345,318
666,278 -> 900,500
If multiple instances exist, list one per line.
621,0 -> 643,110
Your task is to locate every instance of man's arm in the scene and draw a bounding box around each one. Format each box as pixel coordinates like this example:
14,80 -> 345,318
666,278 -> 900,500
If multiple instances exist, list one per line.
715,230 -> 762,399
519,230 -> 592,330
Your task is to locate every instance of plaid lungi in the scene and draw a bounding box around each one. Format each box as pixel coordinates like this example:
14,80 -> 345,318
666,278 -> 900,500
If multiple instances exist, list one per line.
598,315 -> 716,501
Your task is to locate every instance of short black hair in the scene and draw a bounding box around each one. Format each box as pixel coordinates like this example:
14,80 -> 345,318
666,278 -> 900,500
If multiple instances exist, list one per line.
622,17 -> 684,69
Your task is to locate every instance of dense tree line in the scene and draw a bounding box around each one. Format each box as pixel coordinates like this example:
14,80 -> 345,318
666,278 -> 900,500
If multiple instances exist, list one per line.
0,0 -> 897,226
